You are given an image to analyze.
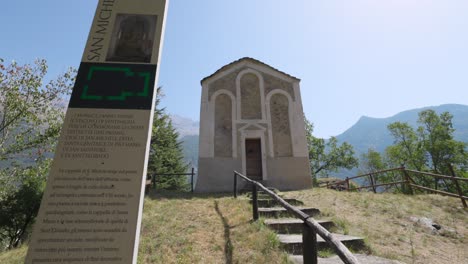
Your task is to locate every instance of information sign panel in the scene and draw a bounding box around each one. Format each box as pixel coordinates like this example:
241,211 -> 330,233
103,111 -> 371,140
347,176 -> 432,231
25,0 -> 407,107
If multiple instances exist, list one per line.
25,1 -> 168,263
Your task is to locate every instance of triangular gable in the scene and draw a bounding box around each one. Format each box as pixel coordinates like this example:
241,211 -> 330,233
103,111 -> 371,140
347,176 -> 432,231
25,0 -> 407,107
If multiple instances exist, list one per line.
201,57 -> 300,86
238,123 -> 267,132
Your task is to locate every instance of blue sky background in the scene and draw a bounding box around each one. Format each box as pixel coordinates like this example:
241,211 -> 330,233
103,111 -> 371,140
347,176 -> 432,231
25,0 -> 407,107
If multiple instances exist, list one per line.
1,0 -> 467,138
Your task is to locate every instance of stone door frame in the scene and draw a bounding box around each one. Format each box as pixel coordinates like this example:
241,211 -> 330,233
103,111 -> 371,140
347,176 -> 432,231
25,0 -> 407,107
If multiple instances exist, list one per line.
240,126 -> 268,181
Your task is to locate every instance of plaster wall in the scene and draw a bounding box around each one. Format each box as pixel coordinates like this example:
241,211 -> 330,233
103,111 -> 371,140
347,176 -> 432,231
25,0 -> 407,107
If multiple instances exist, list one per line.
196,157 -> 241,192
266,157 -> 312,190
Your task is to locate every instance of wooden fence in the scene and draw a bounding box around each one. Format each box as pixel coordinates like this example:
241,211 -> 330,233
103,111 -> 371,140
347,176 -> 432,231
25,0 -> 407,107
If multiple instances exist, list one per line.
320,166 -> 467,208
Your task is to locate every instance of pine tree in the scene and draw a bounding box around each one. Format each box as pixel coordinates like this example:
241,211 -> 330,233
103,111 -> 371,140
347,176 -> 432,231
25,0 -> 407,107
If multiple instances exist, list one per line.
147,88 -> 188,190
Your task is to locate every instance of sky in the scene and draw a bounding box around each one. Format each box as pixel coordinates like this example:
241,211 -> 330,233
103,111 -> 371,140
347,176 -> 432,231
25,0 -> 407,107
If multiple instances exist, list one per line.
1,0 -> 468,138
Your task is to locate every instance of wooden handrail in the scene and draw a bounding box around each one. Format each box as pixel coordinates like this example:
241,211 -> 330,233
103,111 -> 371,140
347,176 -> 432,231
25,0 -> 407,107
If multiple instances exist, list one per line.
323,167 -> 467,207
404,169 -> 468,182
346,167 -> 404,181
348,180 -> 407,191
233,171 -> 360,264
409,184 -> 468,200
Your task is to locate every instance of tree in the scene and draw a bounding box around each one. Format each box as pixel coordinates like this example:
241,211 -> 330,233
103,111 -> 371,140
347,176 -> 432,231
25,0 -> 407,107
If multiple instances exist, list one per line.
305,118 -> 359,181
0,58 -> 75,163
147,88 -> 188,190
417,110 -> 467,175
359,148 -> 404,192
359,148 -> 386,173
386,110 -> 467,192
386,122 -> 426,171
0,58 -> 74,250
0,159 -> 49,249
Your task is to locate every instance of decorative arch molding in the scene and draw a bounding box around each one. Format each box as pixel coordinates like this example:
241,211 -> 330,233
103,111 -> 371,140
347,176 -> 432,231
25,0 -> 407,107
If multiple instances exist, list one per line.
266,89 -> 295,157
235,68 -> 266,122
210,90 -> 237,158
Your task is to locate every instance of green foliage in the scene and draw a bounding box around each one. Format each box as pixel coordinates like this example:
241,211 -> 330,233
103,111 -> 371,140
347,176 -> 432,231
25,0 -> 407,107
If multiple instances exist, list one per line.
385,110 -> 467,193
147,88 -> 188,191
360,148 -> 386,173
0,58 -> 75,250
417,110 -> 467,174
386,122 -> 426,171
0,159 -> 50,250
305,117 -> 359,181
0,58 -> 75,163
359,148 -> 405,192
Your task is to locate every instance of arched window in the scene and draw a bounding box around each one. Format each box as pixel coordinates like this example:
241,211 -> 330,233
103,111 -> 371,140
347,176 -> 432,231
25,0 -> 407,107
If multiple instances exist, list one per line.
240,73 -> 262,120
214,94 -> 233,157
270,93 -> 292,157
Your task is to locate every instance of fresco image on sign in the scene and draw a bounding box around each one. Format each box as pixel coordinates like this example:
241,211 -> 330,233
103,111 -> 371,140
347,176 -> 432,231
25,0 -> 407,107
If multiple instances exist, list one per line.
106,14 -> 157,63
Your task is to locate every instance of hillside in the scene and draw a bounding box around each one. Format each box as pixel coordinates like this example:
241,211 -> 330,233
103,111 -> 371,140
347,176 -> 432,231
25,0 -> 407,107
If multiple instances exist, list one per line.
335,104 -> 468,155
2,189 -> 466,263
171,104 -> 468,172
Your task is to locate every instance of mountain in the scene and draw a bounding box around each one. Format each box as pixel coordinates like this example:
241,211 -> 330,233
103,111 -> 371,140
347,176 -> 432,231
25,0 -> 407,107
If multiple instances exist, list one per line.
170,114 -> 199,137
179,135 -> 199,168
332,104 -> 468,179
335,104 -> 468,156
170,104 -> 468,173
169,114 -> 199,168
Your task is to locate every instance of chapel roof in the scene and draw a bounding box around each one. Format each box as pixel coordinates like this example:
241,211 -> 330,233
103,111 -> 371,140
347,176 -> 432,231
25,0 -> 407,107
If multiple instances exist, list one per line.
200,57 -> 300,84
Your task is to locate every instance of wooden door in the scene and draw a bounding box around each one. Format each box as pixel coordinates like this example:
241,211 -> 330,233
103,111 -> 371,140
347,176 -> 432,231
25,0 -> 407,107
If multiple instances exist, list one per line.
245,139 -> 262,181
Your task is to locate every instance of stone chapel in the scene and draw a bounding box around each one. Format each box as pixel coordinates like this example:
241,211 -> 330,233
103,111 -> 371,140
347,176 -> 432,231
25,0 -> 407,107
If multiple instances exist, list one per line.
196,58 -> 312,192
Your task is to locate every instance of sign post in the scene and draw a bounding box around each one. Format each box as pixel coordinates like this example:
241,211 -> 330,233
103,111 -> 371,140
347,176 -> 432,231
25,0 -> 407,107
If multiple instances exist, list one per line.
25,1 -> 168,263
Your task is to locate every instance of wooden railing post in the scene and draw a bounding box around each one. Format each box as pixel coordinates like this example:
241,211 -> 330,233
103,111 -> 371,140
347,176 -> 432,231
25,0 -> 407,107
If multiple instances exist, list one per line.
369,174 -> 377,193
346,177 -> 350,191
233,172 -> 238,198
191,168 -> 194,193
448,164 -> 467,208
302,222 -> 318,264
252,184 -> 259,221
402,168 -> 414,195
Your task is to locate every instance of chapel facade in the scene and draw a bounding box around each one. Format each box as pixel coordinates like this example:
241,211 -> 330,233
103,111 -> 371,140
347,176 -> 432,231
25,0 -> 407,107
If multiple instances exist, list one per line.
196,58 -> 312,192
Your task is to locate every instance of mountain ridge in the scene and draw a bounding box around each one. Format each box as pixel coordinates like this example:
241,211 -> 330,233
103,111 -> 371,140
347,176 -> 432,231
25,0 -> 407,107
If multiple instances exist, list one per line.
335,104 -> 468,155
172,104 -> 468,171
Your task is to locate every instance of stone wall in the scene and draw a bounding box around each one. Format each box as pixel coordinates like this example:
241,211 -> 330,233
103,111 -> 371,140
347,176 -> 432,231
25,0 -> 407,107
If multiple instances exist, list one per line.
240,73 -> 262,119
214,94 -> 232,157
270,93 -> 292,157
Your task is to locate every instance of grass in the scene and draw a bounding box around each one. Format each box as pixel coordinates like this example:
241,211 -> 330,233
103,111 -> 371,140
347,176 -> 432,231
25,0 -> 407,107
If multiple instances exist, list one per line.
286,188 -> 468,264
1,188 -> 466,263
0,190 -> 291,264
0,245 -> 26,264
137,190 -> 290,264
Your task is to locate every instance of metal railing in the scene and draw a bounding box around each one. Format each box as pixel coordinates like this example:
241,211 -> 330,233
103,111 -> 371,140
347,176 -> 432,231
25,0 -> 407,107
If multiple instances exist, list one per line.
233,171 -> 360,264
147,168 -> 195,193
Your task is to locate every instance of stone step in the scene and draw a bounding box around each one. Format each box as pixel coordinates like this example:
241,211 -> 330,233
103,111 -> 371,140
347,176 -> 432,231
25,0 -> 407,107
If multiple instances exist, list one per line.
251,198 -> 304,208
265,218 -> 334,234
240,182 -> 272,192
289,254 -> 403,264
245,192 -> 272,199
277,233 -> 365,255
258,207 -> 320,218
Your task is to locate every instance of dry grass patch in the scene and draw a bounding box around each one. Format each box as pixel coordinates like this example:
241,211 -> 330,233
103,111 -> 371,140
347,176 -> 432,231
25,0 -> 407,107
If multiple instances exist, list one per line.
285,188 -> 467,264
137,190 -> 291,264
0,245 -> 26,264
0,191 -> 291,264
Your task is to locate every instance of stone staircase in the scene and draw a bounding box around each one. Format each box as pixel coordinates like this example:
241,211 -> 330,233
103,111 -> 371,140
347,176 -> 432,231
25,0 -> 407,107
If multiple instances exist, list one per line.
250,190 -> 402,264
